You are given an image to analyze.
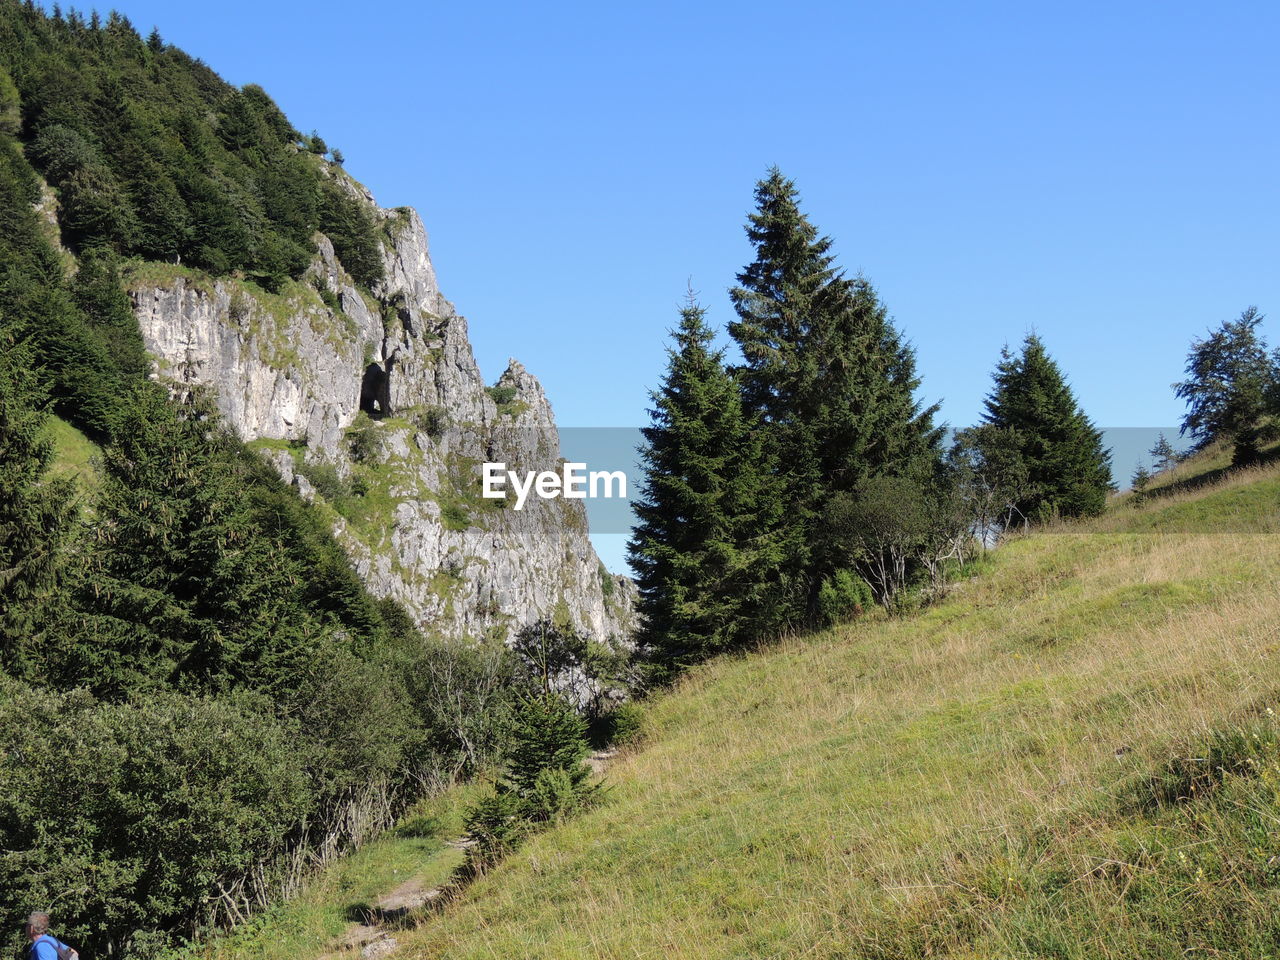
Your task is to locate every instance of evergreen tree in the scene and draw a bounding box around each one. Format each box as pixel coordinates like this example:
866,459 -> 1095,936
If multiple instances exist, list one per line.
72,246 -> 149,378
978,334 -> 1112,521
0,3 -> 384,288
727,168 -> 941,610
0,316 -> 77,678
0,65 -> 19,136
1131,461 -> 1152,506
502,693 -> 592,803
628,297 -> 791,676
64,386 -> 323,694
1173,307 -> 1277,466
1149,432 -> 1181,472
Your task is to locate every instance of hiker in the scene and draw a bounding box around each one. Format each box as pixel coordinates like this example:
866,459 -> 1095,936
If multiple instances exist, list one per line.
24,912 -> 78,960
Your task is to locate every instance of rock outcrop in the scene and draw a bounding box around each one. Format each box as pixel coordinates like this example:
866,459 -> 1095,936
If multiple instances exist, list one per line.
129,171 -> 634,645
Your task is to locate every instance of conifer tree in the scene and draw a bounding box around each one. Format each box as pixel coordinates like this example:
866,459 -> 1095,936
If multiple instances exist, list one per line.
728,168 -> 941,609
628,297 -> 791,676
1149,432 -> 1180,472
1131,461 -> 1152,506
68,385 -> 322,693
1174,307 -> 1277,466
978,334 -> 1112,521
0,316 -> 77,677
503,693 -> 592,804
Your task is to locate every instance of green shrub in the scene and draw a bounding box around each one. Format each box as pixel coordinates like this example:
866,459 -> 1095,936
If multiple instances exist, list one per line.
486,385 -> 517,407
460,790 -> 526,875
524,766 -> 592,823
503,694 -> 593,808
816,569 -> 873,626
441,501 -> 470,531
604,701 -> 645,747
0,680 -> 311,958
296,459 -> 350,503
412,405 -> 447,439
347,413 -> 382,464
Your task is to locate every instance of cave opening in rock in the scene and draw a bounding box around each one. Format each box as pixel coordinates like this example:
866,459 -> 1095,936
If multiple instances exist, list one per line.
359,347 -> 399,418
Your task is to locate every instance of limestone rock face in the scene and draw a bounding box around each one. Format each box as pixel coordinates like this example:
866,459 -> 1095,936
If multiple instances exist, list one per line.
128,172 -> 634,646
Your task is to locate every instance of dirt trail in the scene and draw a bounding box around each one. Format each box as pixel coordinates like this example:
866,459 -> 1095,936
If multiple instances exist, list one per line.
321,749 -> 617,959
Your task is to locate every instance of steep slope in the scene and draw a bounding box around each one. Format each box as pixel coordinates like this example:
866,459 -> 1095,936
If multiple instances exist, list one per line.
396,460 -> 1280,958
0,2 -> 632,647
127,167 -> 633,643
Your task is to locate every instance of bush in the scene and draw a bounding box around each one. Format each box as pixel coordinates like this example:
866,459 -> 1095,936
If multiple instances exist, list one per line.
0,680 -> 311,957
603,701 -> 645,747
347,413 -> 382,464
317,287 -> 340,312
486,385 -> 517,407
296,459 -> 349,502
524,766 -> 591,823
440,501 -> 470,531
816,569 -> 873,626
460,790 -> 526,875
396,636 -> 516,778
412,405 -> 447,439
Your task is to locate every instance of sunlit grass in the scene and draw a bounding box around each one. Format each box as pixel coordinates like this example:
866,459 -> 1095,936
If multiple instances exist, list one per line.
42,414 -> 100,490
393,455 -> 1280,959
168,783 -> 484,960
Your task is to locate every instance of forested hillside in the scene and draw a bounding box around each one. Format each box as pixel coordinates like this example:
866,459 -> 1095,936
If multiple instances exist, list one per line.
0,4 -> 607,956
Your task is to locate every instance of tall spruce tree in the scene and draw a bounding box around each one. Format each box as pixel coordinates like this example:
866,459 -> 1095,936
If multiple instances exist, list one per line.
728,168 -> 941,611
0,316 -> 77,678
978,334 -> 1112,521
627,297 -> 791,677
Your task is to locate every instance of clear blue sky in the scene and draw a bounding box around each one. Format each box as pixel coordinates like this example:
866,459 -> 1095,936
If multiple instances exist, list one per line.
87,0 -> 1280,569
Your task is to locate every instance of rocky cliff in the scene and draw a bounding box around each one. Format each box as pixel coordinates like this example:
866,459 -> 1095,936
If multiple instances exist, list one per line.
127,167 -> 634,645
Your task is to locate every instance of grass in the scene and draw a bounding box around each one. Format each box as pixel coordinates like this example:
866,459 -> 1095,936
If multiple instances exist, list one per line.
42,414 -> 100,489
1119,432 -> 1280,504
389,456 -> 1280,959
166,782 -> 485,960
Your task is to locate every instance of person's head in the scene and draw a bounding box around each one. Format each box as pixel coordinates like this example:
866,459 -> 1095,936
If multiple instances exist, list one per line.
25,912 -> 49,941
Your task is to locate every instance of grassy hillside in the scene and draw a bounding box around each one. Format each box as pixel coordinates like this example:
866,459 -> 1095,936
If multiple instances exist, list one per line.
389,458 -> 1280,958
42,413 -> 100,488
